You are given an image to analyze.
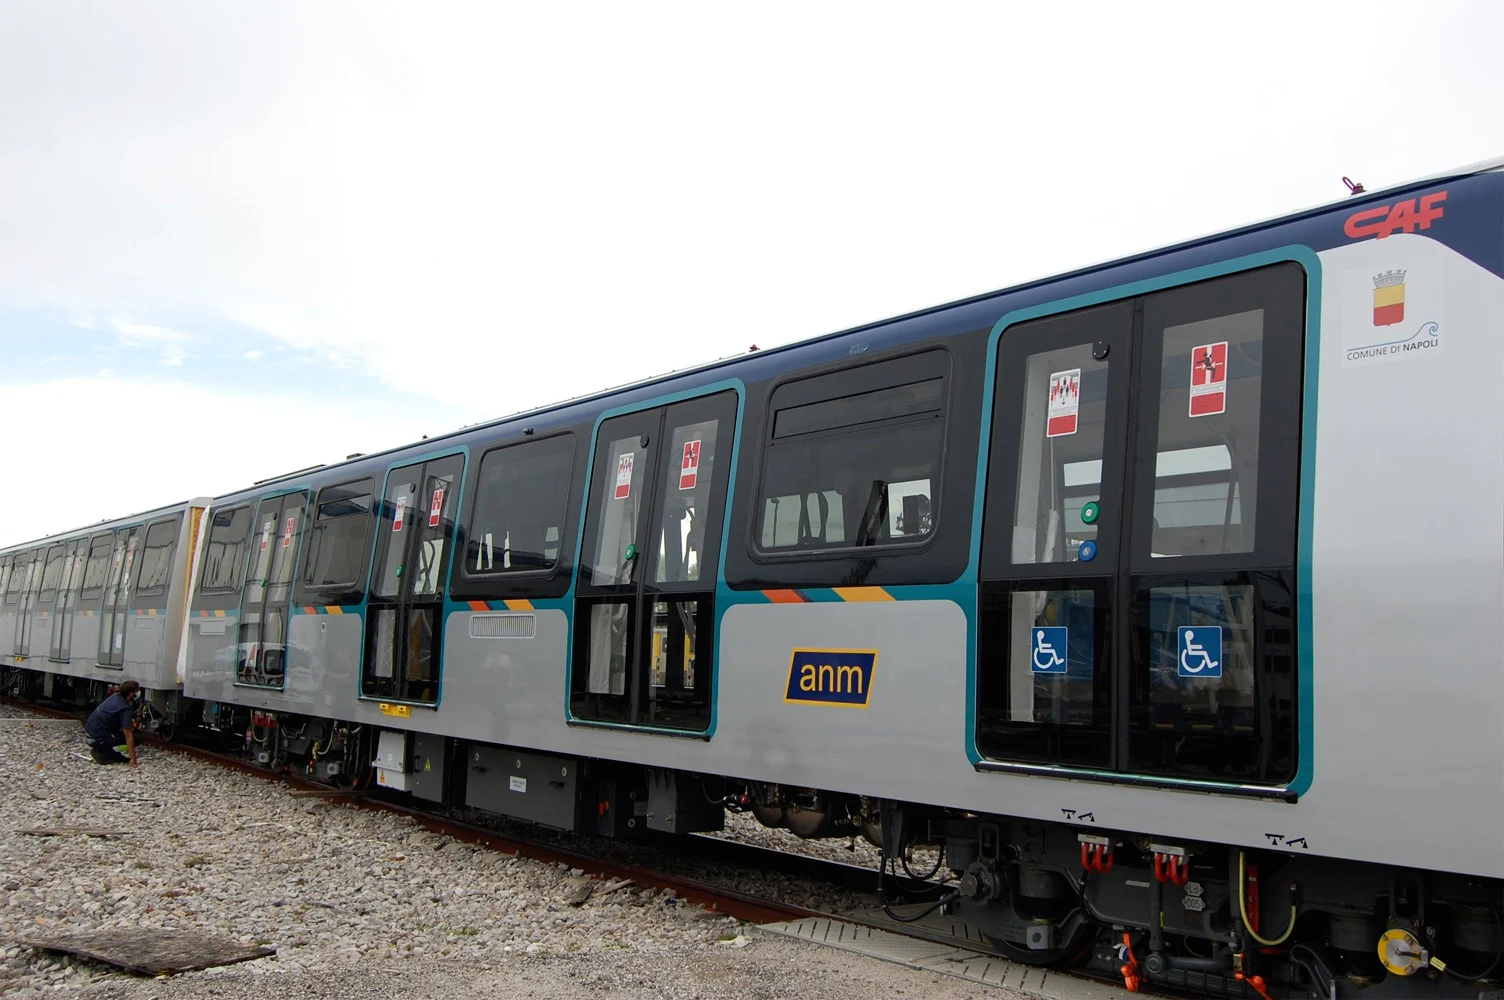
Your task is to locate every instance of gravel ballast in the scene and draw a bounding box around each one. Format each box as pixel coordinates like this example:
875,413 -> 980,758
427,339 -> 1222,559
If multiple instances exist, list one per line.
0,711 -> 1024,998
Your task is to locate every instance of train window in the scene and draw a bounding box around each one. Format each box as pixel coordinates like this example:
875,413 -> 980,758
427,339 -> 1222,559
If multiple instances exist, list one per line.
3,552 -> 25,605
199,506 -> 252,595
756,353 -> 948,555
133,521 -> 179,599
976,585 -> 1112,766
0,556 -> 11,604
300,479 -> 375,603
465,434 -> 574,577
80,534 -> 115,601
37,545 -> 65,606
1009,345 -> 1112,565
1144,309 -> 1264,558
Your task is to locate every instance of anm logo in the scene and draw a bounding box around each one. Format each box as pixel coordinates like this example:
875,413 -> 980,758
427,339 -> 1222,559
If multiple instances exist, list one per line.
783,649 -> 878,708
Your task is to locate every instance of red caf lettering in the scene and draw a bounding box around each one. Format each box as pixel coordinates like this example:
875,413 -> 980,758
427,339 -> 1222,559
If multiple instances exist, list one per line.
1344,191 -> 1446,240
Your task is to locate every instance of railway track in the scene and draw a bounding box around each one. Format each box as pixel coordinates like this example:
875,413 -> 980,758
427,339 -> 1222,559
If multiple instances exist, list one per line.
4,696 -> 1150,997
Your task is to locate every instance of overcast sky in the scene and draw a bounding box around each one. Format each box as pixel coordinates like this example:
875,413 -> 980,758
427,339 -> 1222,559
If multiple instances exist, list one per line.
1,1 -> 1502,548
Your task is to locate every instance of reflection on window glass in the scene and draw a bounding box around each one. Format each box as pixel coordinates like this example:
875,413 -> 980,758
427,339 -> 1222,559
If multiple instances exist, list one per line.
201,509 -> 251,594
587,601 -> 630,695
759,422 -> 940,550
468,436 -> 574,575
38,547 -> 65,604
303,486 -> 373,592
1141,582 -> 1255,725
1150,309 -> 1262,557
82,536 -> 114,597
653,419 -> 718,585
589,437 -> 645,586
1007,589 -> 1096,725
134,522 -> 179,597
1012,345 -> 1109,564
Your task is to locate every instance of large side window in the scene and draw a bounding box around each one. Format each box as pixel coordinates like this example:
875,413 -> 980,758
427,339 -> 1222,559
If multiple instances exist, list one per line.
132,520 -> 179,602
755,352 -> 948,555
463,434 -> 575,581
198,506 -> 252,595
298,479 -> 375,606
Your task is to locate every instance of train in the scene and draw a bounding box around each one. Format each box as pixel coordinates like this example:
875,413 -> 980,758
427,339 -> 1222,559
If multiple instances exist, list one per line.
3,155 -> 1501,999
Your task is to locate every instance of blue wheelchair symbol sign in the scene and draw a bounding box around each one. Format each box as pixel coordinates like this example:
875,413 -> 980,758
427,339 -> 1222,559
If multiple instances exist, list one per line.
1031,627 -> 1069,674
1177,626 -> 1222,678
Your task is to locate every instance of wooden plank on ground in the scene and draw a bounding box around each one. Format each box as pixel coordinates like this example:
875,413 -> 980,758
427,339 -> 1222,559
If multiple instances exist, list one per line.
21,929 -> 275,976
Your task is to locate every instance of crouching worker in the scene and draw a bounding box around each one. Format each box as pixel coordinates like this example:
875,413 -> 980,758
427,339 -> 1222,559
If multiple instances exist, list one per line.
85,680 -> 140,766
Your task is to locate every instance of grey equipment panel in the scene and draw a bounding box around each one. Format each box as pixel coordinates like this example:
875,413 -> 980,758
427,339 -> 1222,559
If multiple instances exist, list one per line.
411,732 -> 448,804
466,746 -> 579,831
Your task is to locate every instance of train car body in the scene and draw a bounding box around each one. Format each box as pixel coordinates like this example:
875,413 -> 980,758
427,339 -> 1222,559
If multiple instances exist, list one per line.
0,499 -> 209,712
4,157 -> 1502,997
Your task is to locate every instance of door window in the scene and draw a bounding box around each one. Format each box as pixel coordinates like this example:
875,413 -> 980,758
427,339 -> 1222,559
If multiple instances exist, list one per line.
362,455 -> 463,704
978,263 -> 1305,788
572,392 -> 737,732
98,529 -> 140,667
236,494 -> 307,687
199,507 -> 252,595
977,300 -> 1130,768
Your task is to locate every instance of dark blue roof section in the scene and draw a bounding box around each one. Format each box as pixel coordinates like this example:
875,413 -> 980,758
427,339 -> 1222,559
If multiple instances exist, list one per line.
210,160 -> 1501,505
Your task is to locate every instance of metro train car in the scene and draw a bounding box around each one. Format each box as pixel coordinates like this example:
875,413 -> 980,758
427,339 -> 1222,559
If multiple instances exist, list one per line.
0,498 -> 209,723
4,155 -> 1503,998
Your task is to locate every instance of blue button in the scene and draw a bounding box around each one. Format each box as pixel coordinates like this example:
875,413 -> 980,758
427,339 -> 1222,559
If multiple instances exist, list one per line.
1078,540 -> 1097,562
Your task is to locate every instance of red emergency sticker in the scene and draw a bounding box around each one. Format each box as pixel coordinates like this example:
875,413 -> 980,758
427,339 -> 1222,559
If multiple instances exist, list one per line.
1188,341 -> 1228,418
281,516 -> 295,547
428,487 -> 444,527
392,496 -> 407,533
679,440 -> 701,491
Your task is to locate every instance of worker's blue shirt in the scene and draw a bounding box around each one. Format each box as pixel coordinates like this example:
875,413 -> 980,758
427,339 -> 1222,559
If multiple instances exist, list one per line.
84,693 -> 134,743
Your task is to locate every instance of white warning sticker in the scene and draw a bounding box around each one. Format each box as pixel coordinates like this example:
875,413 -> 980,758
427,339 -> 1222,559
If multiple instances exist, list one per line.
614,453 -> 634,500
392,495 -> 407,533
1046,368 -> 1081,438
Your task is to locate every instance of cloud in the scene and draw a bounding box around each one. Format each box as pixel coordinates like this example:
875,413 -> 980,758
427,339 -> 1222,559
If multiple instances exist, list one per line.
2,3 -> 1499,421
242,349 -> 263,360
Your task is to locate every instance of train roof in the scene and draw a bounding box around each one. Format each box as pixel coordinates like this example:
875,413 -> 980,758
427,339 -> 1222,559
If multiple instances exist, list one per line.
0,497 -> 214,556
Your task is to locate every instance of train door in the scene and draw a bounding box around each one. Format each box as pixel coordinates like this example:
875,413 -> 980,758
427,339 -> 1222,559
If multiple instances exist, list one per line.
361,455 -> 463,705
0,556 -> 10,651
570,391 -> 737,733
236,493 -> 307,687
33,545 -> 65,658
14,550 -> 43,656
49,538 -> 86,661
977,263 -> 1304,787
98,528 -> 140,667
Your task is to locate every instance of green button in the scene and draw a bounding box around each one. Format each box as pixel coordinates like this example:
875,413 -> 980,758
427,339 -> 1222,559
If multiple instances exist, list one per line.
1080,501 -> 1100,525
624,544 -> 637,560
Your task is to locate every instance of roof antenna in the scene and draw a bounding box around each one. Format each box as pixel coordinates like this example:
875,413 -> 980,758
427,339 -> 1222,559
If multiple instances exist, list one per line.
748,344 -> 759,352
1342,176 -> 1365,196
